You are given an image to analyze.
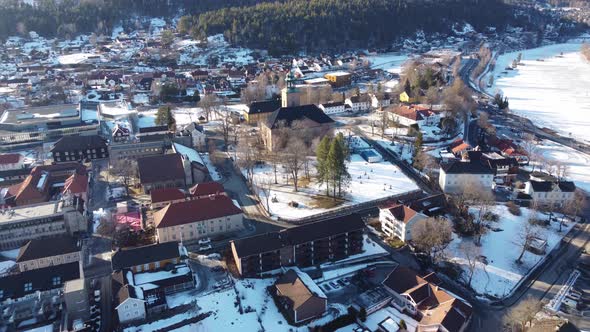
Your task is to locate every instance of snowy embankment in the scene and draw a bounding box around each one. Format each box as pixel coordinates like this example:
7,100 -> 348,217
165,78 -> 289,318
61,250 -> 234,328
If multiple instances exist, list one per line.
447,205 -> 575,299
534,140 -> 590,193
485,42 -> 590,142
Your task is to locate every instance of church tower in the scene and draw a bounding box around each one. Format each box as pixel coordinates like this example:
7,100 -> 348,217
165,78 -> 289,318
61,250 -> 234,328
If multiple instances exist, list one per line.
281,70 -> 302,108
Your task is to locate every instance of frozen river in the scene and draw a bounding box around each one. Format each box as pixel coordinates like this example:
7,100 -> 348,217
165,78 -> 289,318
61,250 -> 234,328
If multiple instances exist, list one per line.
485,41 -> 590,142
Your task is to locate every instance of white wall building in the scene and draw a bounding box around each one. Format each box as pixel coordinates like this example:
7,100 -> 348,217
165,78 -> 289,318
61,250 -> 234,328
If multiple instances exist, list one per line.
116,292 -> 146,324
379,204 -> 427,242
524,180 -> 576,207
439,160 -> 494,194
345,95 -> 370,112
319,102 -> 346,115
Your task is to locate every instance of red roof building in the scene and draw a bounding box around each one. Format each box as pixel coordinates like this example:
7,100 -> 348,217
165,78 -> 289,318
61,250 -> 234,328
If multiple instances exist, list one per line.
188,181 -> 226,199
150,188 -> 186,209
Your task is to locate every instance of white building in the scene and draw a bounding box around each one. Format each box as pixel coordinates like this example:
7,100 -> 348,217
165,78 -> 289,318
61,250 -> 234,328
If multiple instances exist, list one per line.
439,160 -> 494,194
319,101 -> 346,115
379,204 -> 427,242
154,195 -> 244,243
370,93 -> 392,109
345,95 -> 370,112
524,180 -> 576,207
115,286 -> 146,324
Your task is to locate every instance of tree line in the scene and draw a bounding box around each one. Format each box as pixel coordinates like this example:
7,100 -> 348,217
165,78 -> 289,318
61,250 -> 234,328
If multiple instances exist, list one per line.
181,0 -> 515,55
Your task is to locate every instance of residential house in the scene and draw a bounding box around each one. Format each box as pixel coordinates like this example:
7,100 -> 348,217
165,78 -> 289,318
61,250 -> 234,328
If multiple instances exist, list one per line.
477,151 -> 519,185
51,135 -> 108,163
382,266 -> 472,332
245,99 -> 281,124
63,171 -> 89,203
389,105 -> 441,127
0,153 -> 25,171
231,214 -> 364,277
184,122 -> 207,150
261,104 -> 334,151
150,188 -> 186,210
112,123 -> 131,143
492,139 -> 529,165
274,268 -> 327,324
111,241 -> 185,273
379,204 -> 427,242
319,101 -> 346,115
16,235 -> 81,272
370,93 -> 392,109
154,195 -> 243,243
524,177 -> 576,207
345,95 -> 370,112
438,159 -> 494,194
137,154 -> 186,193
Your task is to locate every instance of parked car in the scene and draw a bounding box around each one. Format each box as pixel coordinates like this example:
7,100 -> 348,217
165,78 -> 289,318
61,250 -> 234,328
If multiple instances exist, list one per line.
198,237 -> 211,245
199,244 -> 212,252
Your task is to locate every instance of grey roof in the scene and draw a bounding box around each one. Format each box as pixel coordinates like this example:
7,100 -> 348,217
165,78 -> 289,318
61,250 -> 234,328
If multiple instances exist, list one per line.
17,235 -> 79,262
232,214 -> 364,258
51,135 -> 107,152
529,180 -> 576,193
0,262 -> 80,301
440,160 -> 493,174
111,242 -> 180,271
247,99 -> 281,115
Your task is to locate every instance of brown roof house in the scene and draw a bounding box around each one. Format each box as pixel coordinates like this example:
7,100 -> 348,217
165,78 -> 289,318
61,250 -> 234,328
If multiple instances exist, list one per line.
137,154 -> 187,193
382,266 -> 472,332
378,203 -> 427,242
154,195 -> 243,243
274,268 -> 327,324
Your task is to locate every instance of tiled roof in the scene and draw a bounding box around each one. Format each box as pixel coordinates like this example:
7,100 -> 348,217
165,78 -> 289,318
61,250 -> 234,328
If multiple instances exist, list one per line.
63,172 -> 88,195
150,187 -> 185,204
386,204 -> 418,224
440,160 -> 493,175
247,99 -> 281,115
153,195 -> 242,228
189,181 -> 224,197
275,269 -> 322,311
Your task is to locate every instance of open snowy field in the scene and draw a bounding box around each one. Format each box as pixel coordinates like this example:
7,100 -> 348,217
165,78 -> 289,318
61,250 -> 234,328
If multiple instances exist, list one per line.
447,205 -> 575,299
486,42 -> 590,142
127,277 -> 345,332
250,152 -> 418,220
365,53 -> 409,73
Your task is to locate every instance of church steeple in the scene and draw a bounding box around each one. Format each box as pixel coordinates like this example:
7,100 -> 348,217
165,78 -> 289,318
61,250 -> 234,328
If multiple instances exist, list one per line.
281,68 -> 302,108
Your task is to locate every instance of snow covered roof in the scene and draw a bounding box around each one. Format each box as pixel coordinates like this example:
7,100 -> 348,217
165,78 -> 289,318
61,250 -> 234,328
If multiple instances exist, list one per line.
172,142 -> 204,166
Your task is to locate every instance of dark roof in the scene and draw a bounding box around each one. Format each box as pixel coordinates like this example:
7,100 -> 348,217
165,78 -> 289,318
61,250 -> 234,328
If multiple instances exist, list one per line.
440,160 -> 493,174
266,105 -> 334,129
321,101 -> 344,108
139,125 -> 169,134
407,194 -> 446,216
154,195 -> 242,228
0,262 -> 80,301
189,181 -> 225,197
137,154 -> 185,184
383,266 -> 425,294
232,214 -> 365,258
17,235 -> 79,262
111,242 -> 181,271
51,135 -> 107,152
248,99 -> 281,115
529,180 -> 576,193
150,187 -> 186,204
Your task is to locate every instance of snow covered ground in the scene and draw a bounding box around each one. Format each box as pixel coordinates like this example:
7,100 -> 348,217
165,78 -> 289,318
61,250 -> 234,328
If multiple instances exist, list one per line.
250,152 -> 418,220
58,53 -> 100,65
447,204 -> 576,298
365,53 -> 409,73
127,277 -> 343,332
485,42 -> 590,142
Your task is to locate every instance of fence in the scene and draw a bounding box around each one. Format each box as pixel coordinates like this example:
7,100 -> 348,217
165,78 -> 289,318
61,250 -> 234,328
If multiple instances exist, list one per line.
278,189 -> 424,225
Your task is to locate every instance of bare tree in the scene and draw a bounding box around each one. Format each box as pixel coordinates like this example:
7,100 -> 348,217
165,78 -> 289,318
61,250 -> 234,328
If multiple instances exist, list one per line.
503,296 -> 542,332
255,178 -> 272,213
564,189 -> 587,221
236,136 -> 257,182
198,94 -> 218,122
515,221 -> 541,264
110,159 -> 138,196
461,183 -> 495,245
413,150 -> 437,176
411,217 -> 453,264
266,149 -> 281,184
283,138 -> 307,192
460,242 -> 480,288
379,108 -> 390,138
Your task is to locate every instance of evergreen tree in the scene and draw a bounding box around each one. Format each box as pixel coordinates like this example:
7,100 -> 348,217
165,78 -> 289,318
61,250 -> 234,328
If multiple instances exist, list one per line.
155,106 -> 176,131
316,135 -> 332,196
413,132 -> 423,158
327,133 -> 350,198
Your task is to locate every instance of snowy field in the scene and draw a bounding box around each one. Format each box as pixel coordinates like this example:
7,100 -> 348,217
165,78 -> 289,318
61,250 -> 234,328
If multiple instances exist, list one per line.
127,277 -> 345,332
447,205 -> 575,299
58,53 -> 100,65
365,53 -> 409,73
486,42 -> 590,142
250,152 -> 418,220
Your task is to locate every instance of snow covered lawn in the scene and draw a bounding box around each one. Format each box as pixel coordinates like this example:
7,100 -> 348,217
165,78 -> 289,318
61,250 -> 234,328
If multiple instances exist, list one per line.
250,152 -> 418,220
447,204 -> 575,299
128,278 -> 342,332
534,139 -> 590,193
486,42 -> 590,142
